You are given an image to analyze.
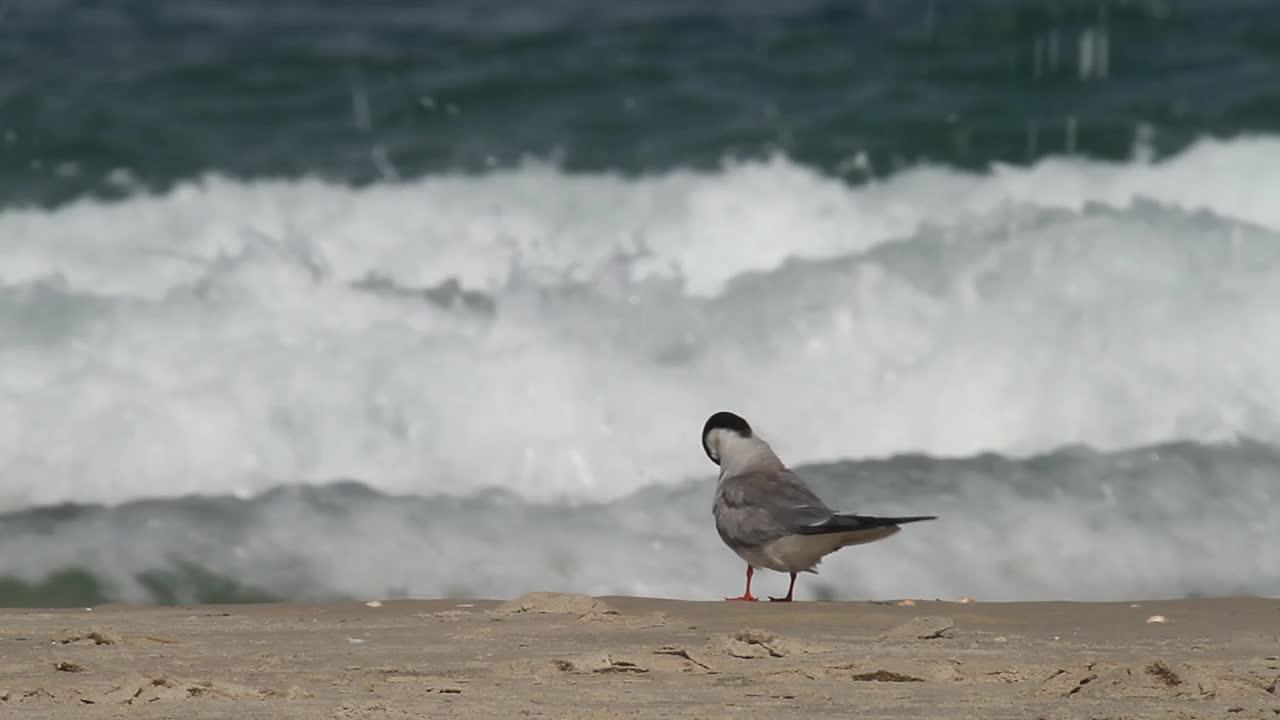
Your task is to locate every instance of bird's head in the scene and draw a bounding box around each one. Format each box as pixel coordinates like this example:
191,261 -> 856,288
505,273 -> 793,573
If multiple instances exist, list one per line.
701,411 -> 785,478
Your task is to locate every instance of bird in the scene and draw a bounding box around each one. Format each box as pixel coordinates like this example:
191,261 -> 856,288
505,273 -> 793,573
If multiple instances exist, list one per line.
702,410 -> 936,602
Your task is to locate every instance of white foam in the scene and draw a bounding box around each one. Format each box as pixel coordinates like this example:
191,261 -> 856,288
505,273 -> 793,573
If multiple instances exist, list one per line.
6,135 -> 1280,300
2,136 -> 1280,510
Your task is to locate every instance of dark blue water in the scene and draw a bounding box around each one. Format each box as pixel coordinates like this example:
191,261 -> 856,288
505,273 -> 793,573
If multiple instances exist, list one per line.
5,0 -> 1279,206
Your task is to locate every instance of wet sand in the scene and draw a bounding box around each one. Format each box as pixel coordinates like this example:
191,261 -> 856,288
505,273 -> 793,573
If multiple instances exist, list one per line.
1,593 -> 1277,719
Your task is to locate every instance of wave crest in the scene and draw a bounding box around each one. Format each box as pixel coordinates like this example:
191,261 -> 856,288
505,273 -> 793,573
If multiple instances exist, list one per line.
2,139 -> 1280,509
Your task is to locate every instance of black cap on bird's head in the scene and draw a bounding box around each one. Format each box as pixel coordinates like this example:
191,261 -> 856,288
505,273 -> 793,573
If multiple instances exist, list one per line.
701,411 -> 753,465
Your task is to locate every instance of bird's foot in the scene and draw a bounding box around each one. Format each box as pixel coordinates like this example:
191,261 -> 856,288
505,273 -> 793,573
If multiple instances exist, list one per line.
768,595 -> 793,602
725,593 -> 758,602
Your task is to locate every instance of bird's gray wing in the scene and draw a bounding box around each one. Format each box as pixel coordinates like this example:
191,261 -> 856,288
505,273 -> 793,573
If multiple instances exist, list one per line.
713,469 -> 835,550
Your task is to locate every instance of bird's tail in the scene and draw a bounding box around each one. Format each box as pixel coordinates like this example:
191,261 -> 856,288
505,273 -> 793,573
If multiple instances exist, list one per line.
796,513 -> 937,536
860,514 -> 938,525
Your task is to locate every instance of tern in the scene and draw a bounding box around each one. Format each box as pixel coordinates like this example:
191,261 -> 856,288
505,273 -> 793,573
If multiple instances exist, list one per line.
703,410 -> 936,602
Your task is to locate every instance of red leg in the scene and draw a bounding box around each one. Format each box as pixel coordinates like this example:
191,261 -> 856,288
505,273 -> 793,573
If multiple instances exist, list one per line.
769,572 -> 798,602
725,565 -> 758,601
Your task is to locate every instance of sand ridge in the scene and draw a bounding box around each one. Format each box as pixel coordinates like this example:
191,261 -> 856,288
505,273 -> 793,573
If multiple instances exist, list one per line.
0,593 -> 1277,719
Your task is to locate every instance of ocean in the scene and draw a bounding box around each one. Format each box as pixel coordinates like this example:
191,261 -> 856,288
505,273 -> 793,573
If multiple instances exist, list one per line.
1,0 -> 1278,607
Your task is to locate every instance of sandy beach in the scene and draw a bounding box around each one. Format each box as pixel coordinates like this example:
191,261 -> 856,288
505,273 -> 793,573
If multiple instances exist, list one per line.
0,593 -> 1276,719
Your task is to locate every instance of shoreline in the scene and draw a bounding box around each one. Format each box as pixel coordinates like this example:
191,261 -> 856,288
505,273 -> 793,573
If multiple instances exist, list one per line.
2,594 -> 1277,719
